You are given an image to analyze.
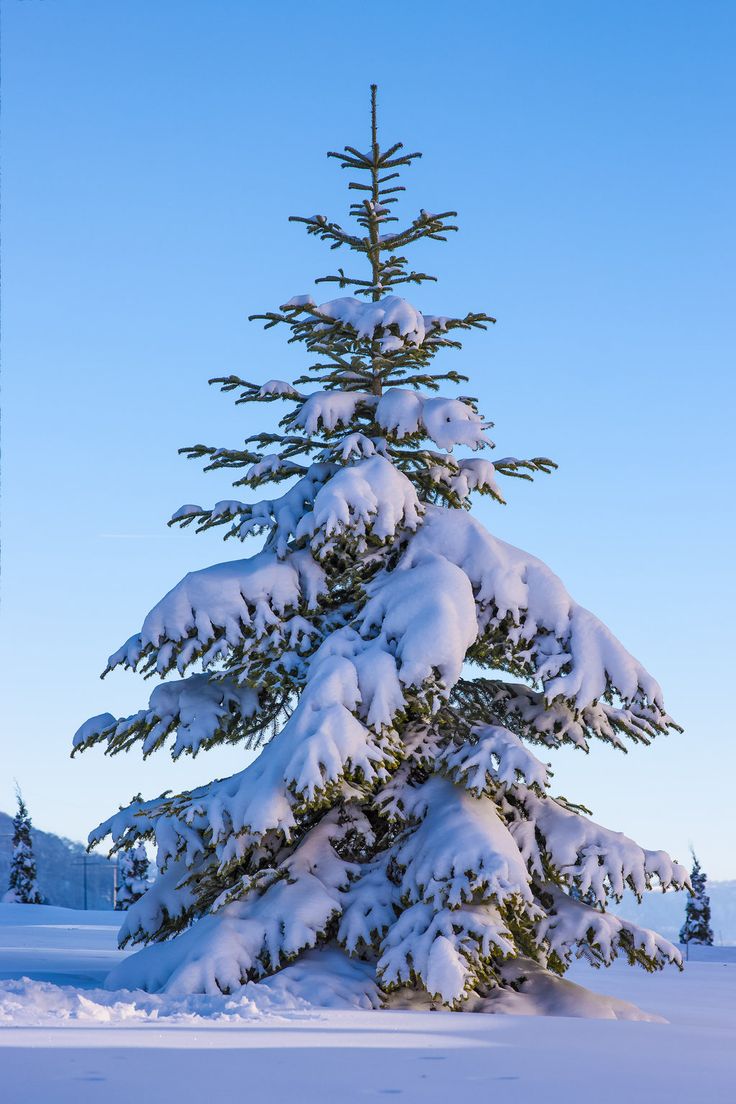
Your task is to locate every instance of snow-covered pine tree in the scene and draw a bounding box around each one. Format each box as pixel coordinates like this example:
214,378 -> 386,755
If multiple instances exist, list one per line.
679,852 -> 713,946
116,843 -> 153,911
4,789 -> 42,905
74,88 -> 689,1012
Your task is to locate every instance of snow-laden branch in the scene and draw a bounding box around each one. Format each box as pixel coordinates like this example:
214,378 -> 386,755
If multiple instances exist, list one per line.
401,507 -> 668,715
450,678 -> 672,752
510,787 -> 689,902
72,674 -> 265,760
108,805 -> 367,990
104,549 -> 326,678
538,885 -> 682,970
440,724 -> 551,794
253,294 -> 494,356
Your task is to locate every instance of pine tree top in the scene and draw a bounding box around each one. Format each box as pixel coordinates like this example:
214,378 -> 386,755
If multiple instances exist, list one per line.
148,87 -> 556,554
7,787 -> 41,905
680,851 -> 713,946
13,791 -> 30,827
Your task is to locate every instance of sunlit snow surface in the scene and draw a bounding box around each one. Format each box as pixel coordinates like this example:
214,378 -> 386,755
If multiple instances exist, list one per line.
0,905 -> 734,1103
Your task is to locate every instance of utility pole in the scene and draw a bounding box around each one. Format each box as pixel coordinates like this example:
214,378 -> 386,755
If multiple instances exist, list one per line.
73,854 -> 117,910
73,855 -> 91,910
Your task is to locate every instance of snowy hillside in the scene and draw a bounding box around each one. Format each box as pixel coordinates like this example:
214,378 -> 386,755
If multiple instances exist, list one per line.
0,811 -> 114,910
0,904 -> 733,1103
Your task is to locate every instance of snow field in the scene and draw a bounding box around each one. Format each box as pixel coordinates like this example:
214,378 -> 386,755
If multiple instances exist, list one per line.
0,905 -> 734,1103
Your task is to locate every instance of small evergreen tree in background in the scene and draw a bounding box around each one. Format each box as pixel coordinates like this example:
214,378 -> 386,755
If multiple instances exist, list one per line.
74,88 -> 689,1011
679,852 -> 713,946
4,789 -> 42,904
116,844 -> 152,910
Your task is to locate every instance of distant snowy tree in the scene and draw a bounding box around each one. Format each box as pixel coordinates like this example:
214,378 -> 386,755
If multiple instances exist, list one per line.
116,844 -> 152,911
679,853 -> 713,946
74,88 -> 688,1011
4,789 -> 41,905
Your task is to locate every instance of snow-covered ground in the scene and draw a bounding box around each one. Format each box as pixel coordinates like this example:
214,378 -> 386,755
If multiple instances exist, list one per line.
0,904 -> 733,1103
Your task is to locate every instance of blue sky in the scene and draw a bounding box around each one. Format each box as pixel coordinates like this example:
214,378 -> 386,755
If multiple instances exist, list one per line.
2,1 -> 734,879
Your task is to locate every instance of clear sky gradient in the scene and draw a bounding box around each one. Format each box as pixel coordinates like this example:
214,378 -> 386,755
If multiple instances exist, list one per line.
2,2 -> 735,878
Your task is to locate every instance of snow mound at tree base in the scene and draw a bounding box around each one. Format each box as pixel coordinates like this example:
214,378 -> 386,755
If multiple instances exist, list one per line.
384,960 -> 663,1021
257,948 -> 382,1009
0,975 -> 317,1026
106,944 -> 662,1021
1,951 -> 378,1025
106,945 -> 380,1009
473,959 -> 666,1022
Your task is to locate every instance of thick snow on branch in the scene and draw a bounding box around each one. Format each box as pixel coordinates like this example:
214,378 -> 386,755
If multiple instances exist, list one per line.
258,379 -> 301,399
296,455 -> 423,548
319,296 -> 428,345
440,724 -> 550,794
451,679 -> 670,753
344,776 -> 538,1004
360,555 -> 478,690
159,649 -> 398,864
374,388 -> 491,452
272,654 -> 392,801
106,549 -> 326,676
288,386 -> 491,453
309,629 -> 406,731
291,294 -> 438,351
118,860 -> 200,947
335,432 -> 383,461
292,390 -> 373,435
377,901 -> 514,1005
109,808 -> 362,993
510,788 -> 689,902
338,860 -> 400,955
538,886 -> 682,968
154,568 -> 473,858
401,507 -> 665,712
395,777 -> 533,910
73,674 -> 259,759
437,457 -> 504,502
172,464 -> 339,554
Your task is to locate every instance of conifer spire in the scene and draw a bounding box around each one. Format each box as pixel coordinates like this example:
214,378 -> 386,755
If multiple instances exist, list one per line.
679,852 -> 714,946
116,844 -> 152,911
5,788 -> 41,905
74,90 -> 687,1014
